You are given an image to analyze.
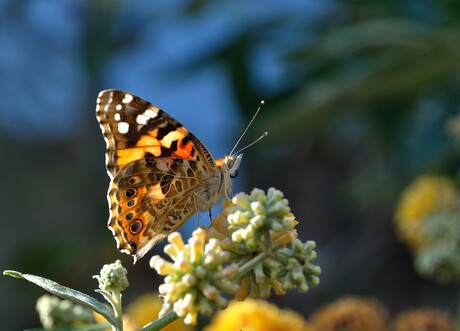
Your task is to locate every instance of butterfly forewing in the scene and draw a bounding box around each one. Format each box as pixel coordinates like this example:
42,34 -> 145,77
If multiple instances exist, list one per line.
97,90 -> 213,177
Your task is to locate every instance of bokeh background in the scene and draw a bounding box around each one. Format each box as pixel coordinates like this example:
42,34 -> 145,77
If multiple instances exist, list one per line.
2,0 -> 460,330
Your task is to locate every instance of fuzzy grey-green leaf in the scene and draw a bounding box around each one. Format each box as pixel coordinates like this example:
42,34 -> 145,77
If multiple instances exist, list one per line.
4,270 -> 116,326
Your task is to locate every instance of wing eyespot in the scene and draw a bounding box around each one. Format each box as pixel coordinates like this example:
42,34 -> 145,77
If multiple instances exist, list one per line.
124,188 -> 137,198
130,219 -> 143,234
230,170 -> 238,178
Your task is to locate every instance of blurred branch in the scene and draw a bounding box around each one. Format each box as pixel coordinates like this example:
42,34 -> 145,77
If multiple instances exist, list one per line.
256,24 -> 460,143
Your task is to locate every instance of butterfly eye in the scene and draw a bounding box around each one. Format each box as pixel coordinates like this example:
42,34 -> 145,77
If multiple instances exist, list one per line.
230,170 -> 238,178
130,219 -> 143,234
124,188 -> 138,199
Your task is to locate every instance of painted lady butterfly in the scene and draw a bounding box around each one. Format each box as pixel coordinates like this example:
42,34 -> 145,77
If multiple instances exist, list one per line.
96,90 -> 242,262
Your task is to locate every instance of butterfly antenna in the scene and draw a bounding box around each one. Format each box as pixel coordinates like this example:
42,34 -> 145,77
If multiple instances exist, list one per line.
230,100 -> 265,156
235,132 -> 268,155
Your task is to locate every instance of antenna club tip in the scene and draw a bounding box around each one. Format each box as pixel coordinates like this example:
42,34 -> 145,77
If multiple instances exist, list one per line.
263,132 -> 268,137
260,100 -> 265,105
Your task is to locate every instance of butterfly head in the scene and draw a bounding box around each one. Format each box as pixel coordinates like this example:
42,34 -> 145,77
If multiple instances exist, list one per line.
216,154 -> 243,196
224,154 -> 243,177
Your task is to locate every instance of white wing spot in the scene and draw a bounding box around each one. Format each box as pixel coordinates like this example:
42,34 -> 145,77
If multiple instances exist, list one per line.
114,113 -> 121,121
116,104 -> 122,111
122,94 -> 134,103
145,109 -> 158,118
136,114 -> 149,125
118,122 -> 129,134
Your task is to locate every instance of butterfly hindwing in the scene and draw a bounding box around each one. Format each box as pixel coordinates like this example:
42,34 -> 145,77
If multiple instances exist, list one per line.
108,157 -> 203,258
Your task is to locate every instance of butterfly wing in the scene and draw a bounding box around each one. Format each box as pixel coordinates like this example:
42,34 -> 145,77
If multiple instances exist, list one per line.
96,89 -> 218,260
96,89 -> 217,178
108,158 -> 205,260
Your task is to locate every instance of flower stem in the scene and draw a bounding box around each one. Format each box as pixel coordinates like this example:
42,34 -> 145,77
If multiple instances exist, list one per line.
138,310 -> 179,331
262,226 -> 273,251
112,290 -> 124,331
233,251 -> 269,281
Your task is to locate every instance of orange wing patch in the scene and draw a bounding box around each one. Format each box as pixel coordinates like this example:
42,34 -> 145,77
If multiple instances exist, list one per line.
116,130 -> 197,167
174,139 -> 195,159
117,130 -> 196,167
138,134 -> 160,147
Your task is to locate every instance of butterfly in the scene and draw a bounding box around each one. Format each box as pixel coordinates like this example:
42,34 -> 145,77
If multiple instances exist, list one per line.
96,89 -> 243,262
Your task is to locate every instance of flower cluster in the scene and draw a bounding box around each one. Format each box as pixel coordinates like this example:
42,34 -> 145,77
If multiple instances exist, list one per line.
394,175 -> 460,283
226,188 -> 297,249
309,296 -> 389,331
394,175 -> 457,252
393,307 -> 455,331
413,208 -> 460,283
204,298 -> 315,331
308,296 -> 456,331
150,229 -> 239,325
94,259 -> 129,292
93,292 -> 194,331
36,295 -> 95,329
150,188 -> 320,325
208,188 -> 320,300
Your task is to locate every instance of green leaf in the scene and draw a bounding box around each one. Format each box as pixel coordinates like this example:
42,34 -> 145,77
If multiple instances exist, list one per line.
4,270 -> 117,326
138,310 -> 179,331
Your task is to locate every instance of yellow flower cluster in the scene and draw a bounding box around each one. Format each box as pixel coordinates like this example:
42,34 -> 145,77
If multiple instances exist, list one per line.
204,299 -> 315,331
394,175 -> 457,251
150,229 -> 239,325
393,307 -> 455,331
94,293 -> 194,331
207,188 -> 319,301
148,188 -> 319,327
309,296 -> 389,331
93,293 -> 457,331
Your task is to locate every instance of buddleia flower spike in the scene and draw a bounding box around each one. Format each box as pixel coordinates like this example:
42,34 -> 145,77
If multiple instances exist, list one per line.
208,187 -> 321,300
150,229 -> 239,325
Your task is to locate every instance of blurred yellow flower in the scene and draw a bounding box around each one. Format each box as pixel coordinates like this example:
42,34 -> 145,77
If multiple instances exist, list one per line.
309,296 -> 389,331
204,299 -> 314,331
393,307 -> 455,331
125,293 -> 194,331
94,293 -> 194,331
394,175 -> 457,251
93,311 -> 137,331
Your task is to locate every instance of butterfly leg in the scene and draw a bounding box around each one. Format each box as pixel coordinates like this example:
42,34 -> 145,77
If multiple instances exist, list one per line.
192,192 -> 213,227
192,194 -> 200,228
